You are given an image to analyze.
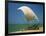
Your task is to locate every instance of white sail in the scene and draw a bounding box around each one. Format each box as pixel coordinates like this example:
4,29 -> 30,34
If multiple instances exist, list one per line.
18,6 -> 39,22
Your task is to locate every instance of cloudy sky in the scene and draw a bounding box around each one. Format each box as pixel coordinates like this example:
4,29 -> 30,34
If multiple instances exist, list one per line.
8,3 -> 43,24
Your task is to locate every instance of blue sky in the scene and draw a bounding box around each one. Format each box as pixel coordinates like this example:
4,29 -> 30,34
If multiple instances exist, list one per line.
8,3 -> 43,24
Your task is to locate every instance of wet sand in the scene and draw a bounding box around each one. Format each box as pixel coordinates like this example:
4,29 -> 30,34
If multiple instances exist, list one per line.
9,27 -> 43,34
